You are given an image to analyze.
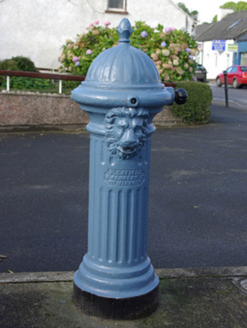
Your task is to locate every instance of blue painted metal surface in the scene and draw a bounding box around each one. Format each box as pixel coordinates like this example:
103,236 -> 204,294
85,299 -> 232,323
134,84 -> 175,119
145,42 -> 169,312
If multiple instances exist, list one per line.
71,18 -> 176,299
234,41 -> 247,65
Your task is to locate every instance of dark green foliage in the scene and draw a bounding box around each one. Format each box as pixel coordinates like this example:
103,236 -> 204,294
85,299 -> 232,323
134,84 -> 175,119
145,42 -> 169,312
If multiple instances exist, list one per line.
236,1 -> 247,10
56,80 -> 81,95
212,15 -> 218,23
11,56 -> 38,72
178,2 -> 198,18
0,59 -> 19,85
1,76 -> 55,91
178,2 -> 191,15
212,2 -> 247,21
170,81 -> 212,125
0,56 -> 56,91
0,56 -> 37,72
220,1 -> 247,11
0,75 -> 55,92
0,59 -> 19,71
62,80 -> 80,90
221,1 -> 237,10
191,10 -> 199,19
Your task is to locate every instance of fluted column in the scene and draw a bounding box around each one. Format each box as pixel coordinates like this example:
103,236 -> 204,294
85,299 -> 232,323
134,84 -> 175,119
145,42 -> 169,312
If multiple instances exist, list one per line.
74,127 -> 159,299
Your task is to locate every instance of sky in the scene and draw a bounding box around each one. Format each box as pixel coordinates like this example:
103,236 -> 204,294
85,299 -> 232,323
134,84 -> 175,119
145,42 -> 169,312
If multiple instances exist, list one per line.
179,0 -> 238,23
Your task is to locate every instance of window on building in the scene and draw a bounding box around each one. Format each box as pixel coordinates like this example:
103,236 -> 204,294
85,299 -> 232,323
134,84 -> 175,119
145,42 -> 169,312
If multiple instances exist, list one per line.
227,19 -> 242,30
108,0 -> 125,10
214,53 -> 218,67
186,17 -> 189,31
227,54 -> 230,68
241,53 -> 247,66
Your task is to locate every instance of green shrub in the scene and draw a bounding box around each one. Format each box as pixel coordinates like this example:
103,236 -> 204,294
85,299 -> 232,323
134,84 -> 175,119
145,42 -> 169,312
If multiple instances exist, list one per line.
2,76 -> 55,91
0,56 -> 56,91
59,20 -> 198,82
11,56 -> 38,72
170,81 -> 212,125
0,59 -> 19,86
0,59 -> 19,71
62,80 -> 80,91
0,56 -> 37,72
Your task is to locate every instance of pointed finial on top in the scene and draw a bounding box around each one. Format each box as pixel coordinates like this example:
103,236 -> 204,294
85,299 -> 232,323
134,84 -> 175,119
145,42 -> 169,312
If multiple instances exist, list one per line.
117,18 -> 133,43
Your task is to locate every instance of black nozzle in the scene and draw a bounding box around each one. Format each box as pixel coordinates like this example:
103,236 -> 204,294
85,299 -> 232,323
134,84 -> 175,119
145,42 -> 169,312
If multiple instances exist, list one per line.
175,88 -> 188,105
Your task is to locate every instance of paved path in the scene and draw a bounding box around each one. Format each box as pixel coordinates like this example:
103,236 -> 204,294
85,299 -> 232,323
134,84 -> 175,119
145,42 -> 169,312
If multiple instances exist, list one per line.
0,103 -> 247,273
1,268 -> 247,327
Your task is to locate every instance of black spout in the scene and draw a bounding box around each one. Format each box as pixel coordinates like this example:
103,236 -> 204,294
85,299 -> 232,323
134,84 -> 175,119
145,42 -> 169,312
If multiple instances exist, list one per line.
175,88 -> 188,105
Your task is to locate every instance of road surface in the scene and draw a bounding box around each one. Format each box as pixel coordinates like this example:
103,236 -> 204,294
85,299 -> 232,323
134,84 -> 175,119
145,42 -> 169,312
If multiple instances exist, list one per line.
210,82 -> 247,108
0,103 -> 247,273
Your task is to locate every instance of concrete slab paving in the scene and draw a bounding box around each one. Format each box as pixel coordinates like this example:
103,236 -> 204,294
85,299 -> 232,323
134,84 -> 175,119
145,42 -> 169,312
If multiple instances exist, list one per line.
0,268 -> 247,328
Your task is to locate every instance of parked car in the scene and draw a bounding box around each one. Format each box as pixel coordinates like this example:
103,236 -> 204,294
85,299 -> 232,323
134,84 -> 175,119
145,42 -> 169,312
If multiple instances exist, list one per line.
195,64 -> 207,82
216,65 -> 247,88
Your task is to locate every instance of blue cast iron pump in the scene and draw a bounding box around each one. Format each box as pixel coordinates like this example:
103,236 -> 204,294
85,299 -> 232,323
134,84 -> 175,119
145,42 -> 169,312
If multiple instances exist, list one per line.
71,18 -> 187,319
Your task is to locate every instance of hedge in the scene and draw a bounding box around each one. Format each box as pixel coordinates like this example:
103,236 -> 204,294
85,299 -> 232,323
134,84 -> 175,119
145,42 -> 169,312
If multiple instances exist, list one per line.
170,81 -> 212,125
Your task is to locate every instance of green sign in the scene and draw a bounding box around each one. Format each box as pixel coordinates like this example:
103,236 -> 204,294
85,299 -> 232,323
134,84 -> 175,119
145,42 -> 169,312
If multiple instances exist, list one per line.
228,44 -> 238,52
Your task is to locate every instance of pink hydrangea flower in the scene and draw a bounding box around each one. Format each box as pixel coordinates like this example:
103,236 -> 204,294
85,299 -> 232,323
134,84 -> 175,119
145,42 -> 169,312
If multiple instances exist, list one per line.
75,61 -> 80,67
72,56 -> 79,63
104,20 -> 111,26
86,49 -> 92,55
151,53 -> 159,61
89,22 -> 94,27
94,20 -> 99,25
165,27 -> 172,33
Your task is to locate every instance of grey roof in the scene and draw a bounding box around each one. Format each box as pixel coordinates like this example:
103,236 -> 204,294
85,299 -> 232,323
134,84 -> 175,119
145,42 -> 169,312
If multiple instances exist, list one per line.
237,33 -> 247,41
194,23 -> 214,40
195,11 -> 247,42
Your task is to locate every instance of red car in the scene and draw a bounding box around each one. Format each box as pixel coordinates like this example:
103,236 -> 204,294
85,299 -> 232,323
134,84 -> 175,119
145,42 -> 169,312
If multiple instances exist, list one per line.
216,65 -> 247,88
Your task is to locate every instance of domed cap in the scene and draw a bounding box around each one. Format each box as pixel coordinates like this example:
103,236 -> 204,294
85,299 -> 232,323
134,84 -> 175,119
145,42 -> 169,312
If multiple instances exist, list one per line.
71,18 -> 174,111
85,18 -> 161,89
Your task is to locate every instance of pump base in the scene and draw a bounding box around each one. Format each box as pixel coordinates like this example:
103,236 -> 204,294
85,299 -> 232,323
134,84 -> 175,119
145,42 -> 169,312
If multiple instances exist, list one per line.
73,283 -> 159,320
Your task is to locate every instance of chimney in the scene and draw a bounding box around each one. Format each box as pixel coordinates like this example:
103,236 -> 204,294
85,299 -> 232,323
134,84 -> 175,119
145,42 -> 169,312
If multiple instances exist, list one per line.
217,8 -> 234,21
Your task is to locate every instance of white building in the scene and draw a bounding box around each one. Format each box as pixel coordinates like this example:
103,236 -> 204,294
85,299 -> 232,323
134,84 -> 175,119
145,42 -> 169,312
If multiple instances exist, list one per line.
196,40 -> 234,79
195,9 -> 247,79
0,0 -> 194,69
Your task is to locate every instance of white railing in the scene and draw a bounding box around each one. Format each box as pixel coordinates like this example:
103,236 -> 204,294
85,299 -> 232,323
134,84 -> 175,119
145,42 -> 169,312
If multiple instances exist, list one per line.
0,70 -> 85,94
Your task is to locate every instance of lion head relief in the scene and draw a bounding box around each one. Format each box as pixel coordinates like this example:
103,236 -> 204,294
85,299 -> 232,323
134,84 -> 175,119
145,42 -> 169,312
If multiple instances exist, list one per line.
105,107 -> 149,160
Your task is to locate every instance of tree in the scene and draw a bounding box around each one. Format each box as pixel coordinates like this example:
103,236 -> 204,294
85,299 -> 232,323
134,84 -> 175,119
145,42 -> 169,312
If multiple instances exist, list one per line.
212,15 -> 218,23
212,1 -> 247,22
220,1 -> 247,11
178,2 -> 199,19
191,10 -> 199,20
220,1 -> 237,10
178,2 -> 190,15
234,1 -> 247,11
